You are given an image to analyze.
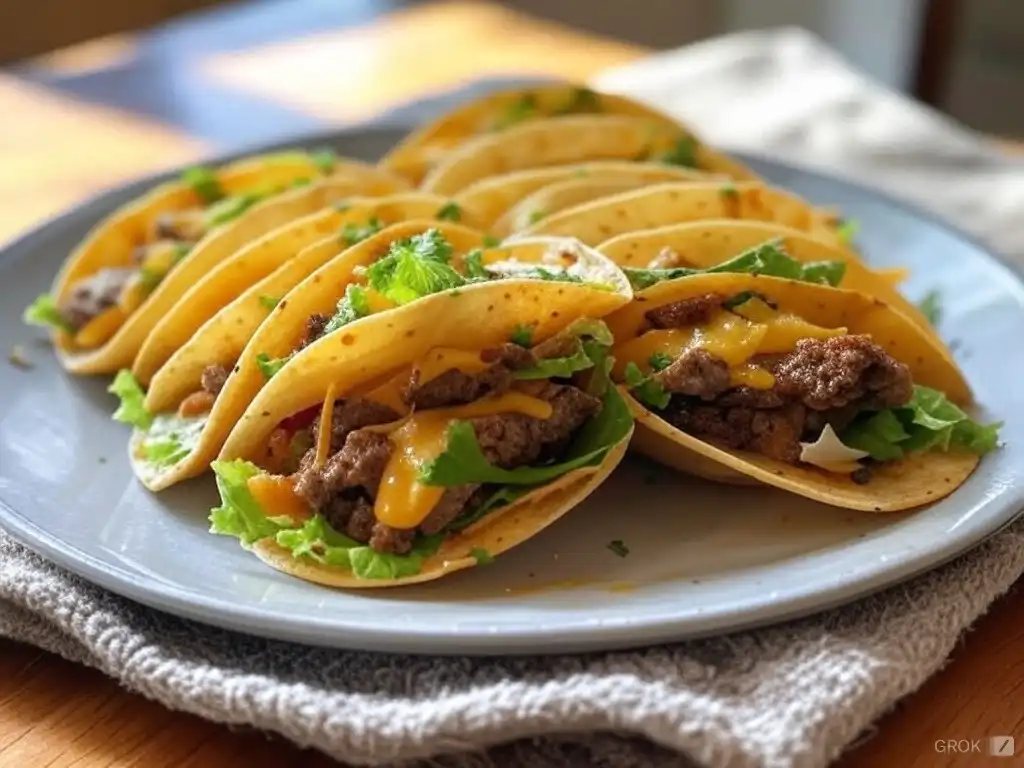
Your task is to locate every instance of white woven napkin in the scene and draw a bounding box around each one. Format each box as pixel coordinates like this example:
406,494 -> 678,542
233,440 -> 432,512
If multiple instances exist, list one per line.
1,27 -> 1022,768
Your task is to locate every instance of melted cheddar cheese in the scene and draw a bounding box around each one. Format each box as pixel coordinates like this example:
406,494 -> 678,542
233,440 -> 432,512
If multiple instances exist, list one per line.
374,391 -> 553,530
74,306 -> 125,347
314,382 -> 339,468
415,348 -> 490,384
615,299 -> 846,389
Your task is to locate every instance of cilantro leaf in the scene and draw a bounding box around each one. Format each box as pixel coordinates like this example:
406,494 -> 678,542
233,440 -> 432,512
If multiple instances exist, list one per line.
835,218 -> 860,245
311,148 -> 336,174
607,539 -> 629,557
482,234 -> 502,247
470,548 -> 495,565
139,268 -> 164,292
494,93 -> 537,129
340,217 -> 383,246
181,166 -> 224,204
527,209 -> 547,225
624,362 -> 671,410
108,369 -> 153,430
436,202 -> 462,222
624,240 -> 846,290
556,87 -> 602,115
23,294 -> 74,333
656,136 -> 700,168
255,352 -> 288,380
648,352 -> 673,372
510,323 -> 534,347
918,290 -> 942,326
364,229 -> 464,305
323,283 -> 373,335
462,249 -> 489,280
258,295 -> 280,310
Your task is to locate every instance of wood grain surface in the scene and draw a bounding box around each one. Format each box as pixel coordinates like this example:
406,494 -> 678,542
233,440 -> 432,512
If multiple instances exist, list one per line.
0,2 -> 1021,766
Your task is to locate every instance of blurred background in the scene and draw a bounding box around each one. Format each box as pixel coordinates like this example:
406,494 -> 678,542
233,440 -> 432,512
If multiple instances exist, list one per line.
1,0 -> 1020,238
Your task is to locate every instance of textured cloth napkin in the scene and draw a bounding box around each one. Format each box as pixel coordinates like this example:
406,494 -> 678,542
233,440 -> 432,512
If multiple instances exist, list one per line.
3,27 -> 1024,768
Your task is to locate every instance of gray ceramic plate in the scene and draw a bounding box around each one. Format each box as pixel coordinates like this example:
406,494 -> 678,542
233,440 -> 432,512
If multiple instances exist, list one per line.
1,127 -> 1022,655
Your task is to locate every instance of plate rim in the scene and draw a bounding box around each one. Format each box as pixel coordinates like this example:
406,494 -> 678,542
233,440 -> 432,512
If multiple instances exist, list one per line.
1,124 -> 1022,655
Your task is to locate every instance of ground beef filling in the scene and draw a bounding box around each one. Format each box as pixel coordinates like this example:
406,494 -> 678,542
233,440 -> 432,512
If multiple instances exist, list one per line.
60,268 -> 138,331
644,293 -> 725,330
201,364 -> 231,397
292,381 -> 601,555
658,335 -> 913,464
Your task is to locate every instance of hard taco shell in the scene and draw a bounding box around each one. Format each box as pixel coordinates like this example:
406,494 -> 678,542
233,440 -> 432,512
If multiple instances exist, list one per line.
606,272 -> 977,512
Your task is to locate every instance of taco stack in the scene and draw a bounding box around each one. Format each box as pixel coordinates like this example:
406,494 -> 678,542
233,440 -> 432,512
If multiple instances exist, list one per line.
25,151 -> 408,374
208,231 -> 635,585
605,271 -> 997,511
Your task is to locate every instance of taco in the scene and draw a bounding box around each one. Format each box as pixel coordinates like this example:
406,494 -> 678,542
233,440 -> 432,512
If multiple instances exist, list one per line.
455,161 -> 717,230
598,220 -> 948,355
380,83 -> 688,184
517,181 -> 849,250
604,273 -> 998,511
206,236 -> 635,587
420,115 -> 757,196
112,220 -> 485,490
130,193 -> 479,385
24,151 -> 408,374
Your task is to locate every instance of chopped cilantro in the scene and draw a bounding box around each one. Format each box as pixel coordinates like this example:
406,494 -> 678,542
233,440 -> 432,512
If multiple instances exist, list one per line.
623,362 -> 670,410
255,352 -> 288,380
462,249 -> 489,280
482,234 -> 501,247
494,93 -> 538,129
340,217 -> 383,246
311,149 -> 336,174
556,87 -> 602,115
470,548 -> 494,565
656,136 -> 700,168
181,166 -> 224,204
323,284 -> 373,335
364,229 -> 464,305
720,185 -> 738,199
607,539 -> 629,557
648,352 -> 673,372
510,323 -> 534,347
436,202 -> 462,222
918,290 -> 942,326
527,209 -> 547,225
258,295 -> 280,310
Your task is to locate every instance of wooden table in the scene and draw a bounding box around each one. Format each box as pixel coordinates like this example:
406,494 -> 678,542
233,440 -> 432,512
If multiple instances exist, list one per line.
0,2 -> 1020,766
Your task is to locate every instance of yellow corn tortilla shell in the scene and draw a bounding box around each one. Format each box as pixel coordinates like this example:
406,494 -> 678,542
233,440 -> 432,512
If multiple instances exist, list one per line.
420,115 -> 757,196
220,236 -> 633,463
455,161 -> 717,231
214,245 -> 634,587
606,273 -> 978,511
597,219 -> 954,364
497,177 -> 698,237
132,220 -> 486,490
518,181 -> 850,250
251,433 -> 630,588
52,154 -> 409,374
132,192 -> 476,385
380,83 -> 683,184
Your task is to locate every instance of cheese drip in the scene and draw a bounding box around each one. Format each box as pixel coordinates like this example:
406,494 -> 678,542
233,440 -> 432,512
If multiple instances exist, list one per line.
615,300 -> 845,388
374,391 -> 554,530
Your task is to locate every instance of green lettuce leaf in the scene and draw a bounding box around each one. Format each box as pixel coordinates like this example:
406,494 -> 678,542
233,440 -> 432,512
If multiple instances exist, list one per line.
109,369 -> 153,430
274,515 -> 443,580
420,383 -> 632,488
512,318 -> 613,380
23,294 -> 74,333
143,437 -> 192,467
365,229 -> 465,305
181,166 -> 224,204
323,284 -> 372,335
510,323 -> 534,347
311,149 -> 336,174
470,548 -> 495,565
840,385 -> 1001,461
623,362 -> 671,410
209,460 -> 291,544
340,217 -> 383,246
256,352 -> 288,380
447,486 -> 533,532
204,190 -> 269,227
623,240 -> 846,290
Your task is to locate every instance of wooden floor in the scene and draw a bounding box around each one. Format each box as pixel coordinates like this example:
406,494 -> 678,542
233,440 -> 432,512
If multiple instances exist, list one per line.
0,2 -> 1021,766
